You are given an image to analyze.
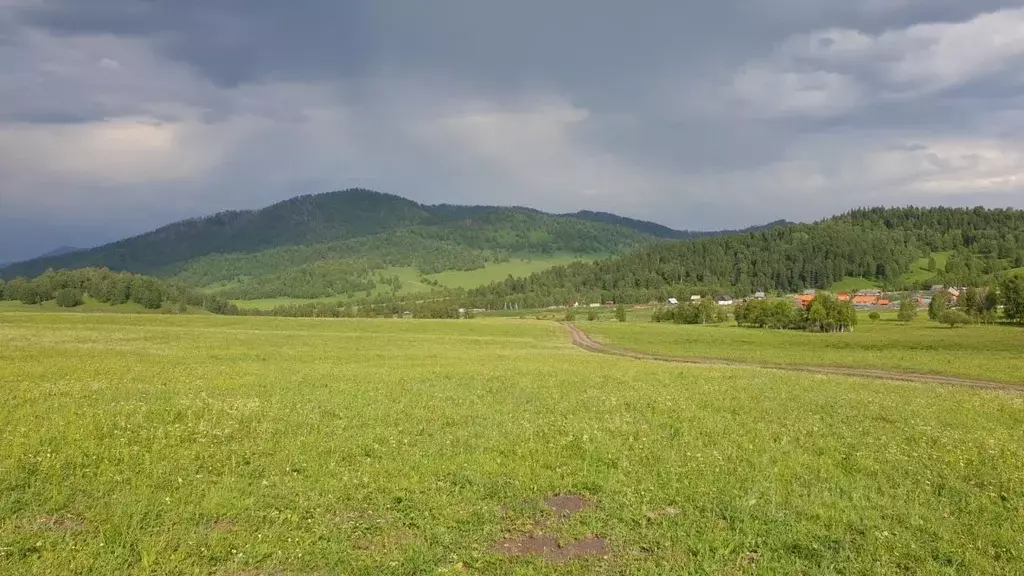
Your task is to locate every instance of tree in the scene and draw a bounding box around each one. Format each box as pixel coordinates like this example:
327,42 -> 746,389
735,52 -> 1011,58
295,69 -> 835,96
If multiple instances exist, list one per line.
869,311 -> 881,322
55,288 -> 83,308
926,256 -> 937,272
802,294 -> 857,333
897,296 -> 918,323
564,309 -> 577,322
615,305 -> 627,322
961,287 -> 981,316
938,309 -> 971,328
1002,275 -> 1024,323
587,309 -> 599,321
928,291 -> 949,320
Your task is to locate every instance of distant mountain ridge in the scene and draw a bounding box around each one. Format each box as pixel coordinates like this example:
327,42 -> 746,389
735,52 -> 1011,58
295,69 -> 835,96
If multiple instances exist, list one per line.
562,210 -> 792,240
0,189 -> 790,300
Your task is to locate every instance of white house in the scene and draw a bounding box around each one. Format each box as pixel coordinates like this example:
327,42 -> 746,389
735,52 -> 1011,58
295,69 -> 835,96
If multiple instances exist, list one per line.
667,297 -> 679,306
753,291 -> 766,300
716,296 -> 734,306
690,295 -> 702,302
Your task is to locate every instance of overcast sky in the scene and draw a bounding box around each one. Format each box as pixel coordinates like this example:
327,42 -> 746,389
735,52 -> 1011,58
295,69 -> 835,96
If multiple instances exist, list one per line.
3,1 -> 1024,262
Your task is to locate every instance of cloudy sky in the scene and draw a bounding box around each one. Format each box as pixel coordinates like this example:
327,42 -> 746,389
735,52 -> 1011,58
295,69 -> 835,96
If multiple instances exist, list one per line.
3,1 -> 1024,262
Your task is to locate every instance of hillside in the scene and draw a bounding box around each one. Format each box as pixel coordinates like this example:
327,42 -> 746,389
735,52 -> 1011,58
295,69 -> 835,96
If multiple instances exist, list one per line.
0,190 -> 434,278
562,211 -> 792,240
1,190 -> 701,300
454,207 -> 1024,309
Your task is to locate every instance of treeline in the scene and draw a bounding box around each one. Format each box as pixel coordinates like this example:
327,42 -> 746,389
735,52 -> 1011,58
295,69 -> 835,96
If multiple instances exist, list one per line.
248,299 -> 470,320
734,295 -> 857,332
457,207 -> 1024,309
651,299 -> 729,324
0,268 -> 238,315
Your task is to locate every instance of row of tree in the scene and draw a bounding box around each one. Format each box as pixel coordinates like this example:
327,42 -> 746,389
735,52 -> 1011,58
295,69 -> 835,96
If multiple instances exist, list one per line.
652,299 -> 729,325
733,295 -> 858,332
0,268 -> 238,315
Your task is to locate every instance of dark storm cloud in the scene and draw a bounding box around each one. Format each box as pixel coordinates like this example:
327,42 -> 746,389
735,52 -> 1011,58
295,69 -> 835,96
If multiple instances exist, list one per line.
2,0 -> 1024,263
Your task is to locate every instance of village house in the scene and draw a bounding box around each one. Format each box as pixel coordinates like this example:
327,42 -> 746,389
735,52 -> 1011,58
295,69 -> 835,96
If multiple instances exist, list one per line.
666,297 -> 679,306
852,295 -> 878,306
794,293 -> 815,307
716,296 -> 734,306
753,291 -> 767,300
690,295 -> 702,302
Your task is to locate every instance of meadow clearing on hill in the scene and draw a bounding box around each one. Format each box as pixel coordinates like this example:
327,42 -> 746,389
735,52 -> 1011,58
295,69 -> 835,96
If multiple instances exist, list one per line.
1,313 -> 1023,575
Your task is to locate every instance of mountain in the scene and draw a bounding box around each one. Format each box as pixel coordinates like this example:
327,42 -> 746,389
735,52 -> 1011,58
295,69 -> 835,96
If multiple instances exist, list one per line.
0,245 -> 80,270
38,246 -> 81,258
562,211 -> 792,239
1,190 -> 433,279
457,206 -> 1024,309
4,189 -> 728,299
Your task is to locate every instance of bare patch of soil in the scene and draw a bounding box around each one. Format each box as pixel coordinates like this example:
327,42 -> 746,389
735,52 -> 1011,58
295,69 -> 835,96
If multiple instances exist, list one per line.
493,494 -> 608,562
492,535 -> 608,562
211,519 -> 237,533
36,515 -> 85,532
545,494 -> 592,518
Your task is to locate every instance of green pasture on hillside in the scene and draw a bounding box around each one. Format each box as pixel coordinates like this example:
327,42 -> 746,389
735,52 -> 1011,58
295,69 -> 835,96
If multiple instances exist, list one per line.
1,313 -> 1023,574
423,254 -> 600,289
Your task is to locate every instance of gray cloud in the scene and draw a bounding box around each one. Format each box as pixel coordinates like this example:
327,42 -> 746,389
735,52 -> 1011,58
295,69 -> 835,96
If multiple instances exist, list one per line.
2,0 -> 1024,263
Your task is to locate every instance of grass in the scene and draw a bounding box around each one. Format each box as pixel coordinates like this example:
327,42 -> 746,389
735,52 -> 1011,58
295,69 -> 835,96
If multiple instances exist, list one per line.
1,313 -> 1023,574
585,313 -> 1024,385
424,254 -> 601,289
829,276 -> 880,293
232,255 -> 599,310
903,252 -> 950,286
827,252 -> 952,292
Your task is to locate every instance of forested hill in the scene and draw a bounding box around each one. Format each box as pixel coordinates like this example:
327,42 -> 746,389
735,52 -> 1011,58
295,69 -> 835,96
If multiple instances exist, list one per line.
1,190 -> 435,278
460,207 -> 1024,309
1,189 -> 723,299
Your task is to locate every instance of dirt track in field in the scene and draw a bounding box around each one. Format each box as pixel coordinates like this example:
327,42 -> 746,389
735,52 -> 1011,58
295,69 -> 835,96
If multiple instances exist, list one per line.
565,323 -> 1023,393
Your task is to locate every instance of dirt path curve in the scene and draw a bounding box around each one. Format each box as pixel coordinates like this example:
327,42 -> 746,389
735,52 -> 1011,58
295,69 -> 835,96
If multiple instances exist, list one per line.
565,323 -> 1023,393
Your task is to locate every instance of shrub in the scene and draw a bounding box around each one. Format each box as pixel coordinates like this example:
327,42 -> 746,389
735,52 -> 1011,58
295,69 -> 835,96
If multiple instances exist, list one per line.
564,309 -> 577,322
868,311 -> 881,322
897,297 -> 918,323
938,309 -> 971,328
55,288 -> 83,308
587,309 -> 599,321
615,305 -> 627,323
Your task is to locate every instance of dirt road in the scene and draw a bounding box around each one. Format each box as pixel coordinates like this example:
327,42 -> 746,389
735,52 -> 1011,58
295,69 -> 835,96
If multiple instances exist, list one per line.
565,323 -> 1023,393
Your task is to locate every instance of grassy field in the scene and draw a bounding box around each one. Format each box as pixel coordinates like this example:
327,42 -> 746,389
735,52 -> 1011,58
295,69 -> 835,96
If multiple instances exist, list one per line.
827,252 -> 951,292
1,313 -> 1023,574
828,276 -> 880,293
424,254 -> 601,289
903,252 -> 950,286
230,256 -> 597,310
585,314 -> 1024,385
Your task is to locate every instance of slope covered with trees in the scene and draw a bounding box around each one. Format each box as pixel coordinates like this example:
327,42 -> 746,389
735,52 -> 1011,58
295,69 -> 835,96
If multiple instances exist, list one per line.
455,207 -> 1024,309
1,190 -> 694,298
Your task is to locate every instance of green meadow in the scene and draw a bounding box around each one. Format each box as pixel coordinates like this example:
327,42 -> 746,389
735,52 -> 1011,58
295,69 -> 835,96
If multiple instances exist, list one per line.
585,314 -> 1024,385
423,254 -> 601,289
229,255 -> 598,310
2,312 -> 1023,574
